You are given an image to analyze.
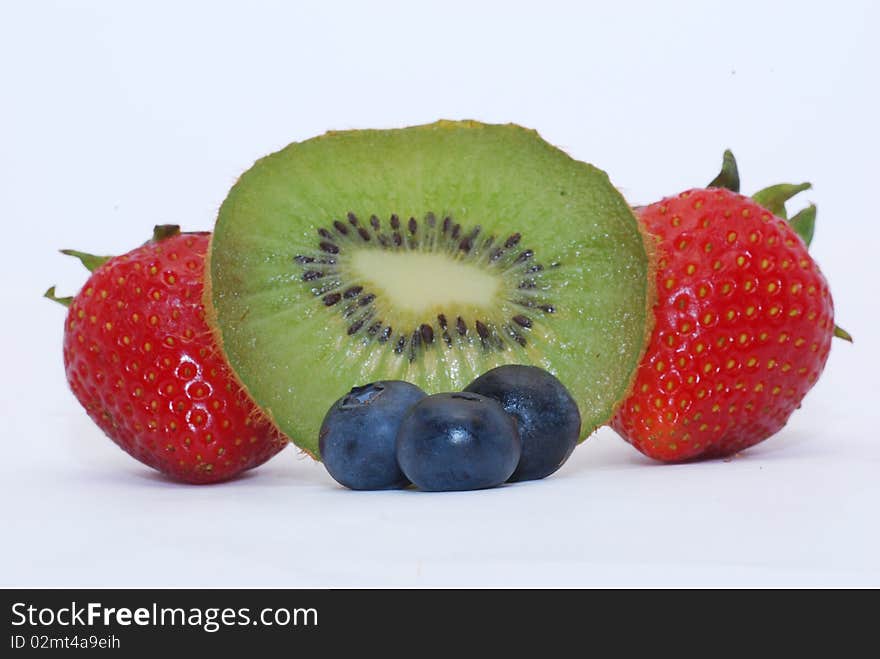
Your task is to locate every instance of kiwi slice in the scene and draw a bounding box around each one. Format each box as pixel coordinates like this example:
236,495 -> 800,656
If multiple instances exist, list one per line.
207,120 -> 651,457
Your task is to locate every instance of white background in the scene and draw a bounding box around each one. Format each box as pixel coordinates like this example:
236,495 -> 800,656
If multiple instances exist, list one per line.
2,0 -> 878,587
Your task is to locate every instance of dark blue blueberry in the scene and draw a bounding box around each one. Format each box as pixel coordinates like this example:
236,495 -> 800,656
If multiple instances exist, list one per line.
319,381 -> 426,490
395,392 -> 521,492
465,365 -> 580,482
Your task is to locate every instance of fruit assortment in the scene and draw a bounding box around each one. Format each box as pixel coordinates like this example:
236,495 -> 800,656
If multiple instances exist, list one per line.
46,122 -> 850,489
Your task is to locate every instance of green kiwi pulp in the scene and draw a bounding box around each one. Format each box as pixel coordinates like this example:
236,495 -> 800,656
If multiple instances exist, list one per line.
207,120 -> 651,457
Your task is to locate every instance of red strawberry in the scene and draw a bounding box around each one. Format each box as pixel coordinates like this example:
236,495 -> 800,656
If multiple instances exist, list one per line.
611,153 -> 850,462
46,226 -> 287,483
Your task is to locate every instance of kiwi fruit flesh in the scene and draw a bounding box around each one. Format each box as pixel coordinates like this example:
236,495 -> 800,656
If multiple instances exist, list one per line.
207,120 -> 651,457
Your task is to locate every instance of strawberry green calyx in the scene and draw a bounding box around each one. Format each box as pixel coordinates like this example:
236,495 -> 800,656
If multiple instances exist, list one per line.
59,249 -> 112,273
751,182 -> 812,220
707,150 -> 812,221
45,249 -> 113,308
834,325 -> 854,343
707,149 -> 740,193
62,226 -> 183,272
151,224 -> 181,243
789,204 -> 816,247
707,152 -> 815,245
44,286 -> 73,308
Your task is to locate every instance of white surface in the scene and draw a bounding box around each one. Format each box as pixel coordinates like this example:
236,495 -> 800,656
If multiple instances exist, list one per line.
2,0 -> 879,587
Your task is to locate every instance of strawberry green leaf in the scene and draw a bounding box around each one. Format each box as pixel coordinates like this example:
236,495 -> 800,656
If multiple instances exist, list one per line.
751,182 -> 811,220
44,286 -> 72,307
707,150 -> 740,193
152,225 -> 181,242
60,249 -> 112,273
789,204 -> 816,247
833,325 -> 853,343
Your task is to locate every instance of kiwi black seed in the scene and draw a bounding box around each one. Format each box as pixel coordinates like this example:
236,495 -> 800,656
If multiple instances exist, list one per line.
207,120 -> 652,458
290,213 -> 558,360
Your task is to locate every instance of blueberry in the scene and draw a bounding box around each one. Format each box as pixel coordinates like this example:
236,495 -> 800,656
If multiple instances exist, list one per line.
319,381 -> 426,490
465,365 -> 580,482
395,392 -> 521,492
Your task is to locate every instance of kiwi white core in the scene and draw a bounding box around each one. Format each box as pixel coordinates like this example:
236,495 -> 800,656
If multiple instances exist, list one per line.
350,250 -> 501,314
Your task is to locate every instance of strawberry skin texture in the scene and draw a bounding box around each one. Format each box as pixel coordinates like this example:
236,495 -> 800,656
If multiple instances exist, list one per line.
611,188 -> 835,461
62,232 -> 287,483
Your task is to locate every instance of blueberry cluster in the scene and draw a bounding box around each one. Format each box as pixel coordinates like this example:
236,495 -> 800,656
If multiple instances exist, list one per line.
318,365 -> 581,492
